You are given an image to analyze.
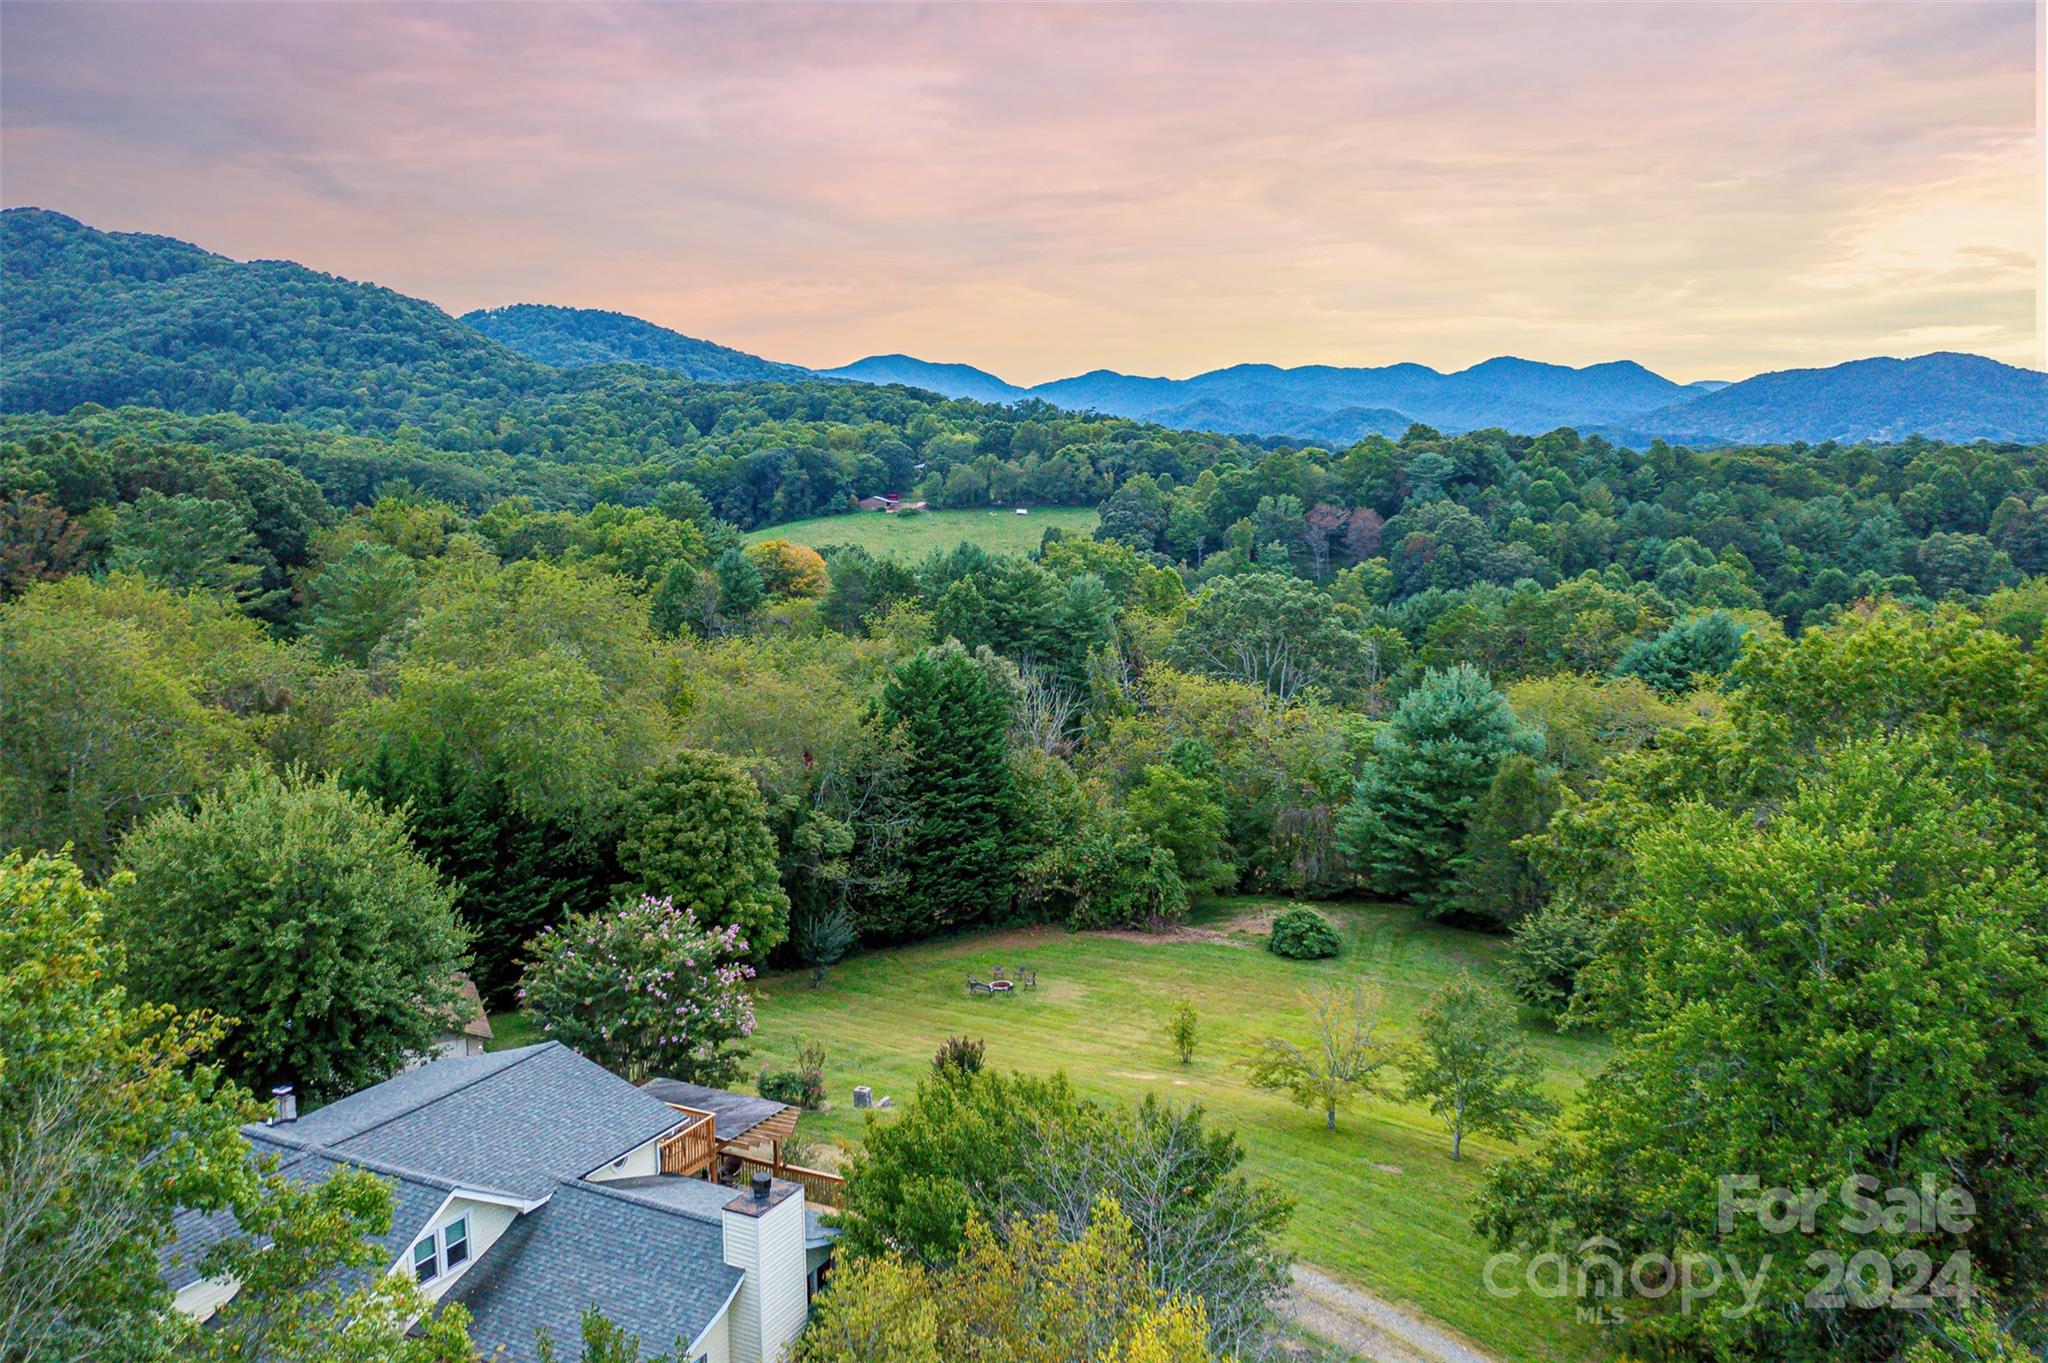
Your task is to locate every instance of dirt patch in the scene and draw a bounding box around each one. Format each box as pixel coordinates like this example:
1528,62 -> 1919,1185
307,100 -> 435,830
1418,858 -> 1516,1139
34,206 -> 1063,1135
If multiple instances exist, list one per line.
1092,922 -> 1254,948
1372,1162 -> 1404,1175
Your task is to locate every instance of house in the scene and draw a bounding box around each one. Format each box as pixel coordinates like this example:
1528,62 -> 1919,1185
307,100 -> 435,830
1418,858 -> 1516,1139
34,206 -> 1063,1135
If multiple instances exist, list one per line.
162,1042 -> 835,1363
854,494 -> 895,512
413,974 -> 492,1065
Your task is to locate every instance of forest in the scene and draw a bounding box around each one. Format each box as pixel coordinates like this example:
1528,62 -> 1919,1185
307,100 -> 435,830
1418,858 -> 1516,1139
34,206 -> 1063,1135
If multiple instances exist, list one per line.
5,204 -> 2048,1363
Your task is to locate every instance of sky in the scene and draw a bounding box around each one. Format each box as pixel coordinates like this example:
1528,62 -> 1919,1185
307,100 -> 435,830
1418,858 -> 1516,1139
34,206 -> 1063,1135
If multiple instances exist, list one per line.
2,2 -> 2041,385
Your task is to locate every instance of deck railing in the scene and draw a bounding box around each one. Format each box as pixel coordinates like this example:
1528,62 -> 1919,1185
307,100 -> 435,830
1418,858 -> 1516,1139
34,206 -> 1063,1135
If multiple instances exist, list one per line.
726,1151 -> 845,1208
658,1105 -> 719,1178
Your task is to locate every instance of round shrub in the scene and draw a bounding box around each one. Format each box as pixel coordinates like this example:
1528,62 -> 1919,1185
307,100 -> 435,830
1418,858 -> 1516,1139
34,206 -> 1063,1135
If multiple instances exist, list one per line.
1268,906 -> 1342,960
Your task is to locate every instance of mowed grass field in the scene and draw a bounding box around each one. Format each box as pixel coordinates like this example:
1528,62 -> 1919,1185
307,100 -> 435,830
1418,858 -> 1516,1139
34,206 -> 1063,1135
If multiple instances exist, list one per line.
743,506 -> 1098,558
747,898 -> 1608,1363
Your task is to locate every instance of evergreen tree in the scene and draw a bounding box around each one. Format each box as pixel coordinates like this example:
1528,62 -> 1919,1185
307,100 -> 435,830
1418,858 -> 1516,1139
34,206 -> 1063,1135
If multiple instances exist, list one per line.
874,644 -> 1017,939
615,749 -> 791,959
306,541 -> 418,664
1444,754 -> 1562,929
1046,571 -> 1116,696
1613,609 -> 1750,695
713,546 -> 764,630
352,740 -> 618,1006
107,489 -> 275,613
1338,664 -> 1541,905
791,901 -> 857,987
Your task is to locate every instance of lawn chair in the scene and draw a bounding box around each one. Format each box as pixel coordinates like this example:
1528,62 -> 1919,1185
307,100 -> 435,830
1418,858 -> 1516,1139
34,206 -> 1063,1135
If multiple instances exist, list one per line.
1018,967 -> 1037,990
968,975 -> 996,996
991,965 -> 1006,981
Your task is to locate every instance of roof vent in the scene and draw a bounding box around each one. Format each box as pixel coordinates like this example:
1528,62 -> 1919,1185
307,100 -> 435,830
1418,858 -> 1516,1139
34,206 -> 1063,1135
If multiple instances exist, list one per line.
271,1084 -> 298,1125
751,1171 -> 772,1203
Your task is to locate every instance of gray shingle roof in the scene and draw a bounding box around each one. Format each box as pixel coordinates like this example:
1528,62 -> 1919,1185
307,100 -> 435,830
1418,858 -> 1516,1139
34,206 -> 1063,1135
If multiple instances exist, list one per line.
160,1134 -> 449,1291
638,1077 -> 790,1143
599,1174 -> 745,1222
448,1180 -> 742,1363
286,1043 -> 687,1200
162,1044 -> 785,1359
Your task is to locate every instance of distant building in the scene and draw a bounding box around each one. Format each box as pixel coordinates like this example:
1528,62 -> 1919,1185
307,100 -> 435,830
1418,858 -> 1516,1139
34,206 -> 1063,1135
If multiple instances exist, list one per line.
854,495 -> 895,511
415,974 -> 492,1064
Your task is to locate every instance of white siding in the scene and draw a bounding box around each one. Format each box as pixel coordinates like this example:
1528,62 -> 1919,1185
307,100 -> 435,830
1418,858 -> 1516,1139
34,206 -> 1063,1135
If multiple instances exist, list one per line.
399,1195 -> 520,1303
721,1191 -> 807,1363
583,1135 -> 663,1182
689,1305 -> 732,1363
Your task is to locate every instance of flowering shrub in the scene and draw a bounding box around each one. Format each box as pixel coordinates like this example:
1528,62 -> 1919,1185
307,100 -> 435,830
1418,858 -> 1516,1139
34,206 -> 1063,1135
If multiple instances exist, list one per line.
519,895 -> 755,1084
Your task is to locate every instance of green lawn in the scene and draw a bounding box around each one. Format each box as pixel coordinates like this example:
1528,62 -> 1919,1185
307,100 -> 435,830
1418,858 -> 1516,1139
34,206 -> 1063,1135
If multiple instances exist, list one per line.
744,506 -> 1098,559
747,898 -> 1607,1363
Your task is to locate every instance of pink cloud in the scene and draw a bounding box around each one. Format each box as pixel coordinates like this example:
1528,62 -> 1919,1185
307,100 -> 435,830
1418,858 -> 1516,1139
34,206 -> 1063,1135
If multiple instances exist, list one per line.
3,1 -> 2039,381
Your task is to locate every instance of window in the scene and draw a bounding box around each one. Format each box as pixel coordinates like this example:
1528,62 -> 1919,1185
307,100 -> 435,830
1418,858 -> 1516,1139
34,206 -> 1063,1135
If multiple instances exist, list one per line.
443,1215 -> 470,1271
411,1236 -> 438,1281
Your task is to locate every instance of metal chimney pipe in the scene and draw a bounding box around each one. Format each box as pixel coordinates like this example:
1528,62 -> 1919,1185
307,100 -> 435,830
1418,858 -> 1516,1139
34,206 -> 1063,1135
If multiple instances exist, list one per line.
751,1171 -> 772,1202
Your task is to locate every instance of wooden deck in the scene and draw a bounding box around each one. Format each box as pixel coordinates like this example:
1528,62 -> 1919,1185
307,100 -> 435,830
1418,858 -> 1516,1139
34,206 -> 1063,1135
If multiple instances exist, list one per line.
727,1150 -> 845,1208
650,1091 -> 843,1207
657,1105 -> 719,1177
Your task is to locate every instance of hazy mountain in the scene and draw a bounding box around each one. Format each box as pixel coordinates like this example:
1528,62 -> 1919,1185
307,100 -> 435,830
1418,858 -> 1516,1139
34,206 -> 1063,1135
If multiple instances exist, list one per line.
8,209 -> 2040,449
826,349 -> 2046,445
813,354 -> 1027,404
462,304 -> 806,383
815,354 -> 1703,438
1145,397 -> 1414,445
1606,353 -> 2048,445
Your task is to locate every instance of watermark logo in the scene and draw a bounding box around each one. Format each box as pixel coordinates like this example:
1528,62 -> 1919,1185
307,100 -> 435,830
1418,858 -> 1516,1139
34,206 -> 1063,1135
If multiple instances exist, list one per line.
1484,1174 -> 1978,1321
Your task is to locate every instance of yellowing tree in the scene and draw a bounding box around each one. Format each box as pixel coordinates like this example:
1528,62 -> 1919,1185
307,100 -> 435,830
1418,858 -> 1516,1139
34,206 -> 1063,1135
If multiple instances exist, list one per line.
793,1199 -> 1217,1363
742,538 -> 830,599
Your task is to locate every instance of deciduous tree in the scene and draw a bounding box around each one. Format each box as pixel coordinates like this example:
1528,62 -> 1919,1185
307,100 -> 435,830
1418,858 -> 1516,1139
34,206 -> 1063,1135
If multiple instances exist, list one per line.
108,767 -> 470,1099
0,851 -> 252,1362
520,894 -> 756,1085
1403,974 -> 1555,1159
1241,983 -> 1398,1132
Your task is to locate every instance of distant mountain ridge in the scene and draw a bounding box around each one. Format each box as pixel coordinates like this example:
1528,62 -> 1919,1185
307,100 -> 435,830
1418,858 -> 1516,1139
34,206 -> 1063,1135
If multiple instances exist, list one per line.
5,208 -> 2040,447
815,354 -> 1026,404
1595,353 -> 2048,446
794,348 -> 2045,445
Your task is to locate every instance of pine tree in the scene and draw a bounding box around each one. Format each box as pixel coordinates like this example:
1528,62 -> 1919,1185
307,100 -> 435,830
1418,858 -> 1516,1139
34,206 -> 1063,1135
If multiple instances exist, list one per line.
1338,664 -> 1541,905
873,645 -> 1017,939
713,546 -> 764,630
1445,754 -> 1563,929
307,541 -> 418,664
